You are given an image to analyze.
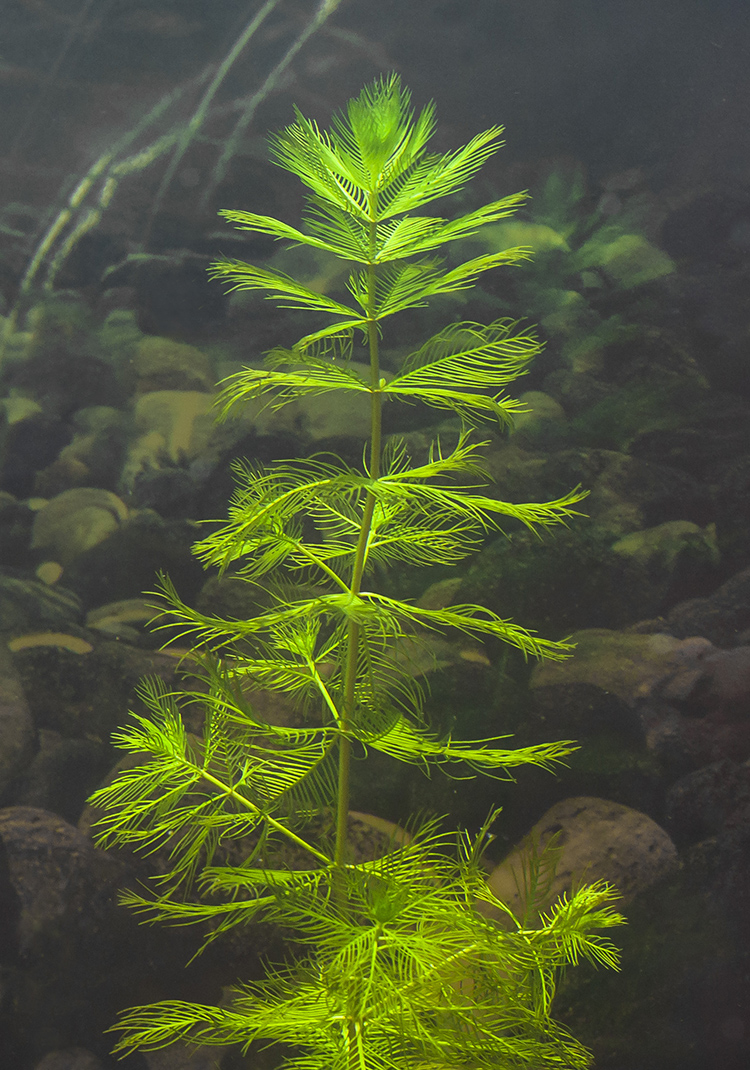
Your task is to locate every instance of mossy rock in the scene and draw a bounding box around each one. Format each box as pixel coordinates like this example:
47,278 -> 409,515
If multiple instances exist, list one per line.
462,524 -> 659,634
557,839 -> 750,1069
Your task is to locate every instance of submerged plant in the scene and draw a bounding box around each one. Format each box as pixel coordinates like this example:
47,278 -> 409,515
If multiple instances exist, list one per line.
90,75 -> 624,1069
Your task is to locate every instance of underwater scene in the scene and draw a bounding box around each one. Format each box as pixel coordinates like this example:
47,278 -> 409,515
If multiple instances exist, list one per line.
1,1 -> 750,1068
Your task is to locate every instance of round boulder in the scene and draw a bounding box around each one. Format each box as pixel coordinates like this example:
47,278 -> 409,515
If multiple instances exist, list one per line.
30,488 -> 128,567
487,795 -> 678,918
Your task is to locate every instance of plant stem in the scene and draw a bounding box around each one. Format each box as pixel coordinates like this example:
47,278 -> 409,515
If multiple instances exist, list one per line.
199,769 -> 330,864
333,211 -> 382,874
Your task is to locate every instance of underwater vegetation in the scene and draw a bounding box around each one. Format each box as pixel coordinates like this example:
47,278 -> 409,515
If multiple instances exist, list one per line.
89,76 -> 624,1069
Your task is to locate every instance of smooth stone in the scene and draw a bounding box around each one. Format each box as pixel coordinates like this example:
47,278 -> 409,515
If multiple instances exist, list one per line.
0,575 -> 83,633
7,632 -> 93,655
531,628 -> 715,705
86,597 -> 154,639
486,796 -> 678,918
30,488 -> 128,566
612,519 -> 720,572
129,389 -> 216,470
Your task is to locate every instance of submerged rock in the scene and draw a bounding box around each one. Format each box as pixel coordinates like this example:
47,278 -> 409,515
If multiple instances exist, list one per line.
134,335 -> 214,393
30,487 -> 128,567
0,574 -> 83,633
124,389 -> 216,486
0,646 -> 35,800
486,795 -> 678,918
611,519 -> 719,574
0,807 -> 137,1064
531,629 -> 714,705
31,1049 -> 104,1070
667,564 -> 750,646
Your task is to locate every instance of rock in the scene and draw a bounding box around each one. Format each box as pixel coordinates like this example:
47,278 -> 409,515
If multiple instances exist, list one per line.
0,645 -> 35,800
531,628 -> 714,706
0,393 -> 43,425
486,796 -> 678,918
12,640 -> 182,742
629,395 -> 750,479
292,377 -> 372,442
525,680 -> 662,816
194,573 -> 274,621
0,574 -> 83,632
30,487 -> 129,567
213,358 -> 373,444
7,632 -> 93,655
532,628 -> 750,769
681,644 -> 750,715
0,807 -> 141,1065
481,220 -> 570,254
130,463 -> 199,518
665,759 -> 750,847
673,645 -> 750,765
416,576 -> 465,611
85,596 -> 155,639
667,565 -> 750,646
36,561 -> 64,585
611,519 -> 719,575
111,253 -> 225,337
717,454 -> 750,570
0,412 -> 72,498
582,448 -> 710,534
32,1048 -> 104,1070
12,729 -> 111,824
541,367 -> 613,417
33,406 -> 126,498
5,348 -> 122,421
143,1043 -> 226,1070
0,491 -> 34,567
557,820 -> 750,1070
125,391 -> 216,486
579,232 -> 674,289
512,390 -> 569,449
134,335 -> 214,393
59,510 -> 204,610
96,307 -> 143,373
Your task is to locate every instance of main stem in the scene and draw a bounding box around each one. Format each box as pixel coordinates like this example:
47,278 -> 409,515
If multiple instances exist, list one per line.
333,201 -> 382,872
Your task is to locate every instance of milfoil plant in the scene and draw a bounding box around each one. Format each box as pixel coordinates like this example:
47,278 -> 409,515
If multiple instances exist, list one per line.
90,76 -> 624,1070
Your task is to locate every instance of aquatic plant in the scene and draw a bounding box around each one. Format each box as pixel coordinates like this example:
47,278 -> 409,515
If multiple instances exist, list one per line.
89,75 -> 624,1069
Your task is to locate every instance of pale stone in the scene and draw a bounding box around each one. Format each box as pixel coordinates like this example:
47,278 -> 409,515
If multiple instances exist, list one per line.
486,796 -> 677,919
530,627 -> 714,705
36,561 -> 63,585
7,632 -> 93,655
86,597 -> 154,639
132,390 -> 216,462
612,520 -> 720,571
30,488 -> 129,566
86,597 -> 154,627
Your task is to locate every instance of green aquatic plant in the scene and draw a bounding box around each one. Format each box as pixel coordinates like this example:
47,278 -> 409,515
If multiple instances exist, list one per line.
90,75 -> 624,1069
